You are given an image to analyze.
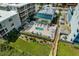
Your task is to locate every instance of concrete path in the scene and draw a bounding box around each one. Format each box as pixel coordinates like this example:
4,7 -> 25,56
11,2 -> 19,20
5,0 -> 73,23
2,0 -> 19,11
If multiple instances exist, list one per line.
49,25 -> 60,56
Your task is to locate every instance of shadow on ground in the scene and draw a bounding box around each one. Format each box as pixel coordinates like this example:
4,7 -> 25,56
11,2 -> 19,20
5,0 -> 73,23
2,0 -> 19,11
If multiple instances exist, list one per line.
3,28 -> 21,43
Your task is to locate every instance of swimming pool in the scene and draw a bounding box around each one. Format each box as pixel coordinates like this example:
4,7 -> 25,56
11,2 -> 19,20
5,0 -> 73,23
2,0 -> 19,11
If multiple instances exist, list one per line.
35,13 -> 53,20
35,27 -> 44,31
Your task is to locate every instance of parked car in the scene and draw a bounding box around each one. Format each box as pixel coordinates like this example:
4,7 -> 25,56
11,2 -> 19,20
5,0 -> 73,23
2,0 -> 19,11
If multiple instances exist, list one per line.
60,35 -> 67,41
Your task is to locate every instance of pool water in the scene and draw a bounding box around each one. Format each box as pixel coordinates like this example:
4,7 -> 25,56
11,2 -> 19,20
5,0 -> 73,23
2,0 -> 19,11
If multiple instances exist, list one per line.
35,13 -> 52,20
35,27 -> 44,30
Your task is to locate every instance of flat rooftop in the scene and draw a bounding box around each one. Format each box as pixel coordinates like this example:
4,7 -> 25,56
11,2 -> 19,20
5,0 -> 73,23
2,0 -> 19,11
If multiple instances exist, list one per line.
39,6 -> 55,15
25,23 -> 57,39
35,5 -> 55,20
0,10 -> 17,22
0,3 -> 28,8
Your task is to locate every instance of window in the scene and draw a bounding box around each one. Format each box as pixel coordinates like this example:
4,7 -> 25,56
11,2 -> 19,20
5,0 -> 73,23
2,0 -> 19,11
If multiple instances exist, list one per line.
77,29 -> 79,32
11,23 -> 14,27
74,34 -> 75,37
0,29 -> 5,35
2,23 -> 5,27
5,28 -> 8,32
0,24 -> 2,29
27,4 -> 30,7
9,18 -> 12,22
20,6 -> 25,11
25,5 -> 27,9
78,21 -> 79,25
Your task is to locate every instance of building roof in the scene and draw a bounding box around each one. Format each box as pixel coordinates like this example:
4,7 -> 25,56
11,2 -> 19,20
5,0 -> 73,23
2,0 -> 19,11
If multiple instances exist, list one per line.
0,10 -> 17,22
0,3 -> 28,8
39,5 -> 55,15
35,5 -> 55,20
0,3 -> 8,7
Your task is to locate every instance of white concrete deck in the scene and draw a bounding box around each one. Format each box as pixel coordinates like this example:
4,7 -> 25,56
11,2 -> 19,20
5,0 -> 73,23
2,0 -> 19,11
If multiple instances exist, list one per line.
25,23 -> 57,39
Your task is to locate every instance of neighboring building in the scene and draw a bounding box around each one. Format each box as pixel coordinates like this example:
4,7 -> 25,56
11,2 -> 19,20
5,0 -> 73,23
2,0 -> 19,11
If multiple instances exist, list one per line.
66,3 -> 77,8
67,7 -> 74,23
35,3 -> 77,11
35,3 -> 60,12
35,3 -> 70,12
67,4 -> 79,43
35,5 -> 56,23
0,10 -> 21,37
0,3 -> 36,25
31,5 -> 57,39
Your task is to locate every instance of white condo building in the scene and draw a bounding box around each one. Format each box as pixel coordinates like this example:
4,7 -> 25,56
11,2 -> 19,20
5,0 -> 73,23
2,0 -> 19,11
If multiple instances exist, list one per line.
67,4 -> 79,43
0,3 -> 36,25
0,10 -> 21,37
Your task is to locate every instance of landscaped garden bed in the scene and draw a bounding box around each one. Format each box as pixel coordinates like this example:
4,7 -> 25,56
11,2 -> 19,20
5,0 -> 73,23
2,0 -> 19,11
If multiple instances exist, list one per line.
0,29 -> 51,56
20,31 -> 52,41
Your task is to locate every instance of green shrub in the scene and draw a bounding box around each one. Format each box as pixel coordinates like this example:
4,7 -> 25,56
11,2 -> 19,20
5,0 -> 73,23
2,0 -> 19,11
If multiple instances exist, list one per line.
20,32 -> 51,41
74,44 -> 79,49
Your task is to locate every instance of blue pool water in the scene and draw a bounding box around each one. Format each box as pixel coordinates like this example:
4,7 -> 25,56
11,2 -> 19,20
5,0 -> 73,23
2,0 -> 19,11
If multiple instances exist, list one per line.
35,13 -> 53,20
73,33 -> 79,43
35,27 -> 44,30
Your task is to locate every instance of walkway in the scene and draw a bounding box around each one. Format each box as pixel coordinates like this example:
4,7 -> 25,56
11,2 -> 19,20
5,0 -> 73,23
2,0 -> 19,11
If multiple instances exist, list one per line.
49,25 -> 60,56
53,28 -> 60,56
49,7 -> 71,56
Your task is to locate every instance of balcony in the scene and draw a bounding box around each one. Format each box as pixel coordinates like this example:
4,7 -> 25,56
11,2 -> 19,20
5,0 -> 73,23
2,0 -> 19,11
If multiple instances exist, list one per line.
27,4 -> 31,8
19,11 -> 26,17
17,6 -> 25,13
0,24 -> 3,30
0,29 -> 5,36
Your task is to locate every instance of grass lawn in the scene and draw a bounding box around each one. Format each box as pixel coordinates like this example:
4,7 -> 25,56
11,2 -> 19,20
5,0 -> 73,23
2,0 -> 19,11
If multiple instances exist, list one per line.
10,39 -> 51,56
0,39 -> 23,56
0,39 -> 6,44
0,48 -> 22,56
57,41 -> 79,56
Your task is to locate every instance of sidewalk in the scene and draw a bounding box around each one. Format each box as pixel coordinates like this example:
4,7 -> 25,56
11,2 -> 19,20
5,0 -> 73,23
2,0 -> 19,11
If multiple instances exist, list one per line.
49,26 -> 60,56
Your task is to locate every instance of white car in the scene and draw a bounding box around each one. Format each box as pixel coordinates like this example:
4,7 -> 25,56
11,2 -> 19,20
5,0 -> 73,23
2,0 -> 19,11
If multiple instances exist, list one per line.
60,35 -> 67,41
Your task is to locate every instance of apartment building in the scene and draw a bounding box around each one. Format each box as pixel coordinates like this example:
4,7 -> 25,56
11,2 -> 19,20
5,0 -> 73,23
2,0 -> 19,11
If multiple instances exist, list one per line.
66,4 -> 79,43
65,3 -> 77,8
67,7 -> 74,23
35,3 -> 57,12
0,10 -> 21,37
0,3 -> 36,25
35,3 -> 70,12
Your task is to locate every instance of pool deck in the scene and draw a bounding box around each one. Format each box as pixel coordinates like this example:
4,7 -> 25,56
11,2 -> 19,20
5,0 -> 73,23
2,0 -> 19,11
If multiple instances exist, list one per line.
25,23 -> 57,39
